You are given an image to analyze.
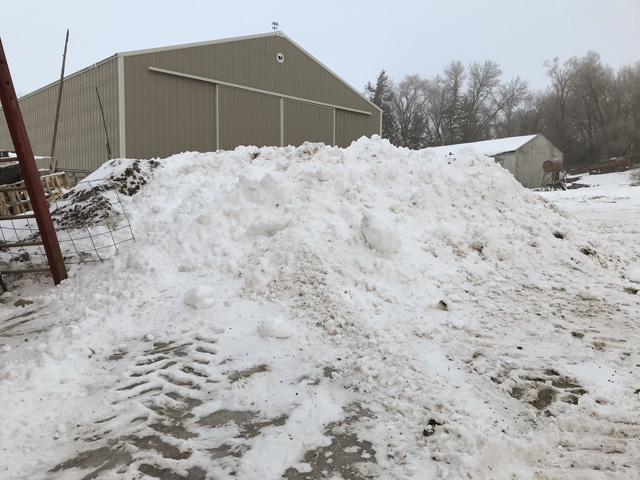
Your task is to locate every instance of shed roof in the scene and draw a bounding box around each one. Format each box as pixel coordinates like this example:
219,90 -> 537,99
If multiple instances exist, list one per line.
429,134 -> 539,157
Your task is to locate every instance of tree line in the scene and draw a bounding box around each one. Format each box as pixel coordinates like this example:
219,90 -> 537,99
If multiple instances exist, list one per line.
366,52 -> 640,168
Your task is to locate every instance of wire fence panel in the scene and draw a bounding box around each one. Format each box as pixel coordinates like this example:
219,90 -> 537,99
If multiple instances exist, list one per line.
1,177 -> 135,273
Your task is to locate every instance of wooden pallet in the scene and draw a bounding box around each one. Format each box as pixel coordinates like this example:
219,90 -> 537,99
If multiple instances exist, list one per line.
0,172 -> 70,216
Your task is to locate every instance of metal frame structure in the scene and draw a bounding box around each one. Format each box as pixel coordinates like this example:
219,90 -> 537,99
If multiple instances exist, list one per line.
541,158 -> 567,191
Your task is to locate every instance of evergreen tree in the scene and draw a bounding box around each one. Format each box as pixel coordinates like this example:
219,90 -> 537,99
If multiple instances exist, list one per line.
366,70 -> 396,141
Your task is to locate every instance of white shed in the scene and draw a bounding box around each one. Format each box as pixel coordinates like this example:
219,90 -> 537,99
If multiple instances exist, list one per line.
429,134 -> 564,189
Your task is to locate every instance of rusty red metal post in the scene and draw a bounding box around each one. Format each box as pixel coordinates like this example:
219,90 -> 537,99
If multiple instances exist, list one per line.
0,37 -> 67,284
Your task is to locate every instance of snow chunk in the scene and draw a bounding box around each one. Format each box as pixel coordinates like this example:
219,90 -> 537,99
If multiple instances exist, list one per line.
247,215 -> 290,236
244,265 -> 277,290
258,317 -> 294,338
628,264 -> 640,283
361,212 -> 402,254
578,286 -> 599,301
316,168 -> 331,182
183,286 -> 217,310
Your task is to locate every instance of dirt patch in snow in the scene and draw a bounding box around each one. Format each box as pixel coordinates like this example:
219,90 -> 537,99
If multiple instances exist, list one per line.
110,159 -> 161,196
51,159 -> 160,230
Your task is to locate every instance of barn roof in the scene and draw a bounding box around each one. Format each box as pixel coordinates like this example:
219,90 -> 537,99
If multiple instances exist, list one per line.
429,134 -> 539,157
116,31 -> 381,113
117,31 -> 282,58
18,31 -> 381,114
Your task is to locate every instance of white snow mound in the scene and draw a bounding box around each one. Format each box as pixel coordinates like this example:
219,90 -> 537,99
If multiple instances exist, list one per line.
361,211 -> 402,254
258,317 -> 294,338
183,286 -> 217,309
628,264 -> 640,283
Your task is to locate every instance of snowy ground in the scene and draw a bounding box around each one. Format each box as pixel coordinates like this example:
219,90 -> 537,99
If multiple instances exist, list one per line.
1,138 -> 639,480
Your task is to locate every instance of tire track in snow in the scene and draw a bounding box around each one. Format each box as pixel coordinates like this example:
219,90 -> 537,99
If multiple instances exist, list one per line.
44,328 -> 307,479
46,335 -> 218,479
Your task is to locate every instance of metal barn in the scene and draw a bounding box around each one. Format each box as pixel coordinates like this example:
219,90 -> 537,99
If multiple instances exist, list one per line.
430,134 -> 564,189
0,32 -> 382,173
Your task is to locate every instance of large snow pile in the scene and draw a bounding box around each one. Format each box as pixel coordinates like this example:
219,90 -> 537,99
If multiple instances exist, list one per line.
1,137 -> 638,479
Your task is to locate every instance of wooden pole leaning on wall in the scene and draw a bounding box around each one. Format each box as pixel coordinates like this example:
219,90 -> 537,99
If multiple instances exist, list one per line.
0,37 -> 68,285
50,29 -> 69,174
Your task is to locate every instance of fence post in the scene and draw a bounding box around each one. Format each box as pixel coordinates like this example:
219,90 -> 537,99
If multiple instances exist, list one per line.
0,37 -> 68,285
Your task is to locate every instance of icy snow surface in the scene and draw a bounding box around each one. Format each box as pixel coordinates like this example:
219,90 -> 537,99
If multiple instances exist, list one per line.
1,137 -> 639,479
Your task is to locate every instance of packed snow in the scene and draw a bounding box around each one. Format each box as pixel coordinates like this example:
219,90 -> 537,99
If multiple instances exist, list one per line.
1,136 -> 639,479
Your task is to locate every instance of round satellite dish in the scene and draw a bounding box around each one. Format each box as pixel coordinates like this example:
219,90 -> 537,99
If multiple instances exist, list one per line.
277,53 -> 285,63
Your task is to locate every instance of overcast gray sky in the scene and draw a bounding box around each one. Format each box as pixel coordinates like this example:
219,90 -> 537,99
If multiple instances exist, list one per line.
2,0 -> 639,97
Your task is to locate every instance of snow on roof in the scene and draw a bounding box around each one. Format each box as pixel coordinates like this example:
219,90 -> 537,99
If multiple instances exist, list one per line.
428,134 -> 538,157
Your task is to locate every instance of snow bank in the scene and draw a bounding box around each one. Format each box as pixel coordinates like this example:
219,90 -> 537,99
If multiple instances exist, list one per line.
1,137 -> 638,479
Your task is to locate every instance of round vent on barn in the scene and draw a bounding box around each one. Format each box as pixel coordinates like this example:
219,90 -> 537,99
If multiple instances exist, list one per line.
276,53 -> 285,63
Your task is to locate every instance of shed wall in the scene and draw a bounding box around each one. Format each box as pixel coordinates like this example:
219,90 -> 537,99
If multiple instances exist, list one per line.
123,34 -> 380,158
515,136 -> 564,188
0,58 -> 119,171
494,153 -> 517,179
283,100 -> 333,146
124,62 -> 218,159
218,87 -> 280,150
336,110 -> 379,146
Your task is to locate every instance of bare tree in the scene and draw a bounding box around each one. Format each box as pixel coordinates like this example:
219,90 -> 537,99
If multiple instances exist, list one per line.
572,52 -> 617,155
507,91 -> 546,137
457,60 -> 502,141
482,76 -> 529,138
543,56 -> 583,152
425,61 -> 466,145
391,75 -> 429,149
364,51 -> 640,164
617,62 -> 640,152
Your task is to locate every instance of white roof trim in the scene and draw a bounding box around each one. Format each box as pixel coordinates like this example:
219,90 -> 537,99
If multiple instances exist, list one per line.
15,54 -> 118,101
117,32 -> 278,58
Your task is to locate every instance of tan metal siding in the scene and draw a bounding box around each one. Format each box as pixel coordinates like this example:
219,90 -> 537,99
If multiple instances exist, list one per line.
124,54 -> 218,159
218,86 -> 280,150
335,110 -> 380,147
0,58 -> 119,171
128,35 -> 377,117
123,34 -> 380,154
283,100 -> 333,146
